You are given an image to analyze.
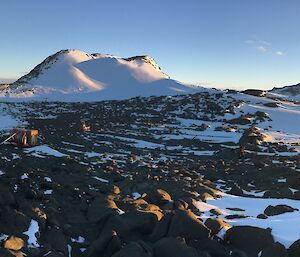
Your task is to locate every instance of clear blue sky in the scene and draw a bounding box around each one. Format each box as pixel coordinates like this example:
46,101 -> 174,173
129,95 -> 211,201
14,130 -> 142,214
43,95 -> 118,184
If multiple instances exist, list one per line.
1,0 -> 299,89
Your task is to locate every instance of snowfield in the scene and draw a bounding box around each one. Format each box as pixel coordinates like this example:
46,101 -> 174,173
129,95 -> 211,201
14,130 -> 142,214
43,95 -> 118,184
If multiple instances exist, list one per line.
196,193 -> 300,248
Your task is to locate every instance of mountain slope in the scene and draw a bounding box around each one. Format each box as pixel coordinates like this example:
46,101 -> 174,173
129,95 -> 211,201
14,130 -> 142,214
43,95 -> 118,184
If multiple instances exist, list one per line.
1,49 -> 200,101
269,82 -> 300,100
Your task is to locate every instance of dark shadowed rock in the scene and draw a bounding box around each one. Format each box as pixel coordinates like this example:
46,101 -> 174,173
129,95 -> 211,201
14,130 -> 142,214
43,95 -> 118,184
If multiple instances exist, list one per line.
87,196 -> 119,222
242,89 -> 266,97
144,189 -> 172,206
149,212 -> 174,242
225,214 -> 249,219
0,248 -> 15,257
167,209 -> 210,240
102,210 -> 159,240
86,230 -> 121,257
264,205 -> 298,216
261,242 -> 288,257
112,241 -> 152,257
44,252 -> 65,257
225,226 -> 274,256
257,213 -> 268,219
288,239 -> 300,257
153,237 -> 199,257
188,238 -> 230,257
45,227 -> 68,256
227,185 -> 244,196
264,102 -> 280,108
0,187 -> 15,206
204,218 -> 230,236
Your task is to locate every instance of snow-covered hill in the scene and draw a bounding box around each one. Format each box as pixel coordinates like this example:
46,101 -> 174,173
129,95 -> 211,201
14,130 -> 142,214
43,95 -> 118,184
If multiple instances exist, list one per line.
0,49 -> 200,101
269,83 -> 300,101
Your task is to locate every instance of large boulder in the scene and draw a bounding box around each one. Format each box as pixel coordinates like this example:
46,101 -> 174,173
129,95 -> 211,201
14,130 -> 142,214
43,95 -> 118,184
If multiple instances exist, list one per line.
225,226 -> 274,257
188,238 -> 230,257
102,210 -> 159,240
167,209 -> 210,240
3,236 -> 24,251
153,237 -> 200,257
204,218 -> 231,236
112,241 -> 152,257
261,242 -> 288,257
87,196 -> 119,222
85,230 -> 121,257
264,205 -> 298,216
149,212 -> 173,242
144,189 -> 172,206
0,187 -> 15,207
45,227 -> 68,256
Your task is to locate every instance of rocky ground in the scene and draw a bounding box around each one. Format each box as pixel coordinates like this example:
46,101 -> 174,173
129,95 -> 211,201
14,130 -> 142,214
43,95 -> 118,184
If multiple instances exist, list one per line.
0,91 -> 300,257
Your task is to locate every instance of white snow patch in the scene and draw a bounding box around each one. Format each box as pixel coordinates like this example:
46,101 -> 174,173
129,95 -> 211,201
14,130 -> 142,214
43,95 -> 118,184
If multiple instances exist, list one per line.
71,236 -> 85,243
23,220 -> 40,248
21,173 -> 29,180
44,190 -> 53,195
132,192 -> 142,200
93,176 -> 109,183
24,145 -> 68,158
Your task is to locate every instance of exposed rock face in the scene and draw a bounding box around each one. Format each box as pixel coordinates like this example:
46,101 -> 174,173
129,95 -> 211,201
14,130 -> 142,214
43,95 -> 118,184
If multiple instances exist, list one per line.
242,89 -> 267,97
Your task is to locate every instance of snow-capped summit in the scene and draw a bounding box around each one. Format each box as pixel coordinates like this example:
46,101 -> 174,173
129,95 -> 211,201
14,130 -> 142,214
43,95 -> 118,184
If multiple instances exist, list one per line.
1,49 -> 200,101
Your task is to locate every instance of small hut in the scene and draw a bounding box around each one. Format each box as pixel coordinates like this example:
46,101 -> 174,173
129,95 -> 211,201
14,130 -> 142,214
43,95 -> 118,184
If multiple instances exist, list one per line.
10,128 -> 39,147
